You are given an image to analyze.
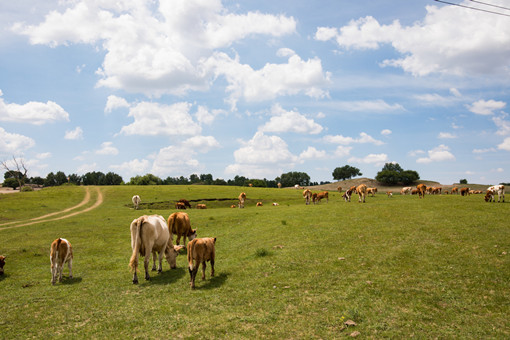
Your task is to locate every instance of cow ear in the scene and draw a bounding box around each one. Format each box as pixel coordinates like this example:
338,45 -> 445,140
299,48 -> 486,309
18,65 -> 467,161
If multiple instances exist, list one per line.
213,237 -> 217,243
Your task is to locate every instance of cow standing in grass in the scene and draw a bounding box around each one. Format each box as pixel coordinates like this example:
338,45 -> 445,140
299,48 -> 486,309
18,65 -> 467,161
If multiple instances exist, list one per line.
417,184 -> 427,199
132,195 -> 141,210
356,184 -> 367,203
486,185 -> 505,202
50,238 -> 73,285
238,192 -> 246,208
187,237 -> 216,289
303,189 -> 312,205
167,212 -> 197,246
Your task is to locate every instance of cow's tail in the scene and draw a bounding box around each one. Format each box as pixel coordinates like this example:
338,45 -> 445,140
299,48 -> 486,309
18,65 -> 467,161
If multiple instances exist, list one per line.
187,239 -> 195,271
53,238 -> 62,262
167,213 -> 176,240
129,216 -> 145,272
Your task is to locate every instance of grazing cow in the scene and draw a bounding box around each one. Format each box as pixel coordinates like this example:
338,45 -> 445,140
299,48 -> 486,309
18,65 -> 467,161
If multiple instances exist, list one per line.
400,187 -> 412,195
129,215 -> 184,284
238,192 -> 246,208
337,186 -> 342,193
230,204 -> 236,208
367,187 -> 377,197
175,202 -> 186,209
386,191 -> 393,197
484,190 -> 495,202
178,199 -> 192,209
452,187 -> 459,195
167,212 -> 197,246
0,255 -> 5,275
316,191 -> 329,203
417,184 -> 427,199
343,187 -> 355,202
444,190 -> 449,195
460,187 -> 470,196
256,202 -> 263,206
272,202 -> 279,206
50,238 -> 73,285
411,189 -> 418,195
132,195 -> 141,210
431,187 -> 442,195
311,192 -> 318,204
187,237 -> 216,289
303,189 -> 312,205
196,204 -> 207,209
356,184 -> 367,203
487,185 -> 505,202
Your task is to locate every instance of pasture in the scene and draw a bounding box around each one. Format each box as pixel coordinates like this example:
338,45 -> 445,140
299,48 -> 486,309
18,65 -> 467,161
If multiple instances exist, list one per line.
0,185 -> 508,338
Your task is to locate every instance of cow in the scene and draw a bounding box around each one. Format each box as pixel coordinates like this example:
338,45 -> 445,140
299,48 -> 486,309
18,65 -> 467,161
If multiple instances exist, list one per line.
460,187 -> 470,196
343,187 -> 355,202
238,192 -> 246,208
175,202 -> 186,209
337,186 -> 342,193
356,184 -> 367,203
256,202 -> 263,206
411,189 -> 418,195
484,190 -> 495,202
50,238 -> 73,285
167,212 -> 197,246
196,204 -> 207,209
178,199 -> 192,209
316,191 -> 329,203
400,187 -> 412,195
132,195 -> 141,210
187,237 -> 216,289
367,187 -> 377,197
487,185 -> 505,202
277,182 -> 282,189
311,192 -> 318,204
417,184 -> 427,199
230,204 -> 236,208
431,187 -> 442,195
452,187 -> 459,195
272,202 -> 279,206
303,189 -> 312,205
129,215 -> 184,284
0,255 -> 5,275
386,191 -> 393,197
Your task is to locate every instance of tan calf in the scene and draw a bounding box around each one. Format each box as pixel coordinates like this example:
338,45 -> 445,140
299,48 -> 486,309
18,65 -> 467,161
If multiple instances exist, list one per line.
50,238 -> 73,285
187,237 -> 216,289
167,212 -> 197,246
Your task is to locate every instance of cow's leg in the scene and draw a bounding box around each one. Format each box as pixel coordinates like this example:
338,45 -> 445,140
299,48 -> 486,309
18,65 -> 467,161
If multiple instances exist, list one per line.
176,234 -> 181,245
132,271 -> 138,284
201,261 -> 206,280
58,263 -> 64,282
144,252 -> 151,281
189,266 -> 198,289
151,251 -> 157,271
210,259 -> 215,277
157,251 -> 164,273
68,258 -> 73,279
51,263 -> 56,285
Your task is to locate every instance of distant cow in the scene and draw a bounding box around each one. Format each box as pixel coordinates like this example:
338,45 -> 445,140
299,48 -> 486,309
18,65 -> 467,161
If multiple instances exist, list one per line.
337,186 -> 342,193
187,237 -> 216,289
452,187 -> 459,194
0,255 -> 5,275
230,205 -> 236,208
129,215 -> 184,284
277,183 -> 282,189
400,187 -> 412,195
132,195 -> 141,210
196,204 -> 207,209
178,199 -> 192,209
367,187 -> 377,197
484,190 -> 495,202
272,202 -> 279,206
175,202 -> 186,209
460,187 -> 470,196
256,202 -> 263,207
386,191 -> 393,197
167,212 -> 197,246
316,191 -> 329,203
356,184 -> 367,203
487,185 -> 505,202
431,187 -> 442,195
303,189 -> 312,205
343,187 -> 355,202
417,184 -> 427,199
50,238 -> 73,285
238,192 -> 246,208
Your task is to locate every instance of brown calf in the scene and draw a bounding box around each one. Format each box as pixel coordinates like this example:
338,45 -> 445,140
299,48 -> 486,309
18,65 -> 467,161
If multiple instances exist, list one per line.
196,204 -> 207,209
0,255 -> 5,275
168,212 -> 197,246
175,202 -> 186,209
187,237 -> 216,289
50,238 -> 73,285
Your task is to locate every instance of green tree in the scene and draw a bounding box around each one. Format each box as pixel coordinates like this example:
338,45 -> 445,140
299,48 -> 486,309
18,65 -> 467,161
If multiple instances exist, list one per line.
277,171 -> 310,187
459,179 -> 468,184
375,163 -> 420,185
2,177 -> 18,189
104,172 -> 123,185
44,172 -> 57,187
55,171 -> 68,186
332,165 -> 362,181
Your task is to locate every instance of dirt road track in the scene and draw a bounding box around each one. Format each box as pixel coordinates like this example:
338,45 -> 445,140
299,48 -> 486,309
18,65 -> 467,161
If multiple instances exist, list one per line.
0,187 -> 103,231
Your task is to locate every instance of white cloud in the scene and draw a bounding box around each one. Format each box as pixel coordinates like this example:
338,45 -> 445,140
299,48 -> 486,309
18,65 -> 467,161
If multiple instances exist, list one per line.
64,126 -> 83,140
498,137 -> 510,151
381,129 -> 392,136
438,132 -> 456,139
259,104 -> 323,135
194,106 -> 226,125
450,88 -> 462,97
324,132 -> 384,146
151,145 -> 201,177
183,135 -> 220,153
0,92 -> 69,125
225,131 -> 298,178
348,153 -> 388,166
334,99 -> 404,113
96,141 -> 118,155
0,127 -> 35,154
316,4 -> 510,76
467,99 -> 506,115
76,162 -> 97,175
36,152 -> 51,159
493,115 -> 510,136
119,101 -> 201,136
299,146 -> 327,161
334,146 -> 352,158
104,95 -> 130,113
416,144 -> 456,163
473,147 -> 496,154
110,158 -> 150,177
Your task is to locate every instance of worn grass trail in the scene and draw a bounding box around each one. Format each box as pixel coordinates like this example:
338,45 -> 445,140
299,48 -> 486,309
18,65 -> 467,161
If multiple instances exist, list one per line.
0,186 -> 508,338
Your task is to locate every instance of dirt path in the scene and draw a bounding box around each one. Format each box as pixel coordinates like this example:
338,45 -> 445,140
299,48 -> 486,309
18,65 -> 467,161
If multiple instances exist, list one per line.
0,187 -> 103,231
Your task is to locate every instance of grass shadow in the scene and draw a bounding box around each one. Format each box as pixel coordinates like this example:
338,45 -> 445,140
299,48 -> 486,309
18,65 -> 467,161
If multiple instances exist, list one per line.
0,273 -> 8,282
142,267 -> 186,285
61,276 -> 83,285
195,272 -> 230,290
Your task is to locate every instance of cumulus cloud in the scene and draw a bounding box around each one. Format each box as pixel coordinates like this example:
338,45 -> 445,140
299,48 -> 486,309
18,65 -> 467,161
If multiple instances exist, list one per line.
0,127 -> 35,154
0,91 -> 69,125
183,135 -> 220,153
334,99 -> 404,113
259,104 -> 323,135
65,126 -> 83,140
104,95 -> 130,113
299,146 -> 327,161
492,115 -> 510,136
416,144 -> 456,163
119,101 -> 201,136
110,158 -> 150,178
498,137 -> 510,151
348,153 -> 388,166
151,145 -> 202,177
315,4 -> 510,76
438,132 -> 456,139
225,131 -> 298,178
467,99 -> 506,115
324,132 -> 384,146
381,129 -> 392,136
96,141 -> 118,155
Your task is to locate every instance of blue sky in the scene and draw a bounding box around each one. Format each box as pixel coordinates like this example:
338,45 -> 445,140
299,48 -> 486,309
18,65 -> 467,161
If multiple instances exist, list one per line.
1,0 -> 509,185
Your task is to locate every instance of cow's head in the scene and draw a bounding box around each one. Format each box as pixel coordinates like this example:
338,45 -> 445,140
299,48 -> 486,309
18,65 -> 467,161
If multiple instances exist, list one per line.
165,245 -> 185,269
188,229 -> 197,242
0,255 -> 5,275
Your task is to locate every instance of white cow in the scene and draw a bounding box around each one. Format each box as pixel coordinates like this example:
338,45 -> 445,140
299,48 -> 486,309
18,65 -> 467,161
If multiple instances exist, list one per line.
129,215 -> 184,284
487,185 -> 505,202
132,195 -> 141,210
400,187 -> 412,195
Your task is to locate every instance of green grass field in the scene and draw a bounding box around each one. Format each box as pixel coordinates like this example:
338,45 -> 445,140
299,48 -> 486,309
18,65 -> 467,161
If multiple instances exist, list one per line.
0,185 -> 508,338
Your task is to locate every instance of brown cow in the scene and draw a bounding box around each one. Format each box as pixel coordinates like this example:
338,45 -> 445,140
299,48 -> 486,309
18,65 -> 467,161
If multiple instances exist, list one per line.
0,255 -> 5,275
386,191 -> 393,197
178,199 -> 192,209
196,204 -> 207,209
303,189 -> 312,205
187,237 -> 216,289
256,202 -> 263,206
343,187 -> 355,202
417,184 -> 426,199
460,187 -> 470,196
431,187 -> 442,195
452,187 -> 459,194
337,186 -> 342,193
50,238 -> 73,285
367,187 -> 377,197
316,191 -> 329,203
484,190 -> 495,202
175,202 -> 186,209
167,212 -> 197,246
129,215 -> 184,284
356,184 -> 367,203
238,192 -> 246,208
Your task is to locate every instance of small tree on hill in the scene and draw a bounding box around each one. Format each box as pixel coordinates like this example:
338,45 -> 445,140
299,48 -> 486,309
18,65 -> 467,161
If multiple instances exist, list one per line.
332,165 -> 362,181
375,163 -> 420,186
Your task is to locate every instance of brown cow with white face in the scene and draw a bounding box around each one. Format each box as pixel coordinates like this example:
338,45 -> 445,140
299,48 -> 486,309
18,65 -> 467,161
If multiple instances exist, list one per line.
187,237 -> 216,289
50,238 -> 73,285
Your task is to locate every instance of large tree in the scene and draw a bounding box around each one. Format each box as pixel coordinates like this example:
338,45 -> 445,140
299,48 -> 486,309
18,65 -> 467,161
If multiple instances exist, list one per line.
276,171 -> 310,187
375,163 -> 420,185
332,165 -> 362,181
